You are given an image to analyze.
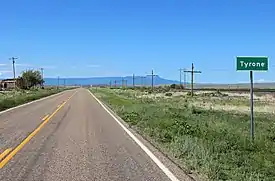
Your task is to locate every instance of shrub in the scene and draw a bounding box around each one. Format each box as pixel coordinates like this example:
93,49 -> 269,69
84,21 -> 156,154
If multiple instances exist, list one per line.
170,84 -> 177,89
0,88 -> 66,111
170,84 -> 184,90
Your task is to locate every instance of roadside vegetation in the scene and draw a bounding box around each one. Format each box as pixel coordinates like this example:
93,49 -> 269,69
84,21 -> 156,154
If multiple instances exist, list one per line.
0,88 -> 68,111
0,70 -> 72,111
91,87 -> 275,181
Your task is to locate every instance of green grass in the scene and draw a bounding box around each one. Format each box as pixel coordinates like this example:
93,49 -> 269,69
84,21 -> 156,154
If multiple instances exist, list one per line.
91,88 -> 275,181
0,87 -> 69,111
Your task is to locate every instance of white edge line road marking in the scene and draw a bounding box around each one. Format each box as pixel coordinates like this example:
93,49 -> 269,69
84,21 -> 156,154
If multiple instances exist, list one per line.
88,90 -> 180,181
0,90 -> 72,115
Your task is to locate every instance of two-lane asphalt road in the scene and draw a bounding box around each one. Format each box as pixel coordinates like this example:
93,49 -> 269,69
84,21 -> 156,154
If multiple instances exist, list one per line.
0,89 -> 189,181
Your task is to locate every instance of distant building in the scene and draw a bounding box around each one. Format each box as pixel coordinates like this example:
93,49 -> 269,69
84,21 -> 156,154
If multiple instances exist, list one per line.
0,78 -> 24,90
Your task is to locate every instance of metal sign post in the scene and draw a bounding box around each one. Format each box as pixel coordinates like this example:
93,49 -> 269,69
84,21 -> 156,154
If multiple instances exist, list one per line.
236,56 -> 268,141
249,71 -> 254,140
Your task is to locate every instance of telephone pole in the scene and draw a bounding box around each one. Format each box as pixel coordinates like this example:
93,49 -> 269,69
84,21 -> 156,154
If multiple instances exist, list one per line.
124,80 -> 128,87
184,68 -> 187,88
121,78 -> 127,88
10,57 -> 18,88
184,63 -> 201,97
40,68 -> 44,87
121,78 -> 124,88
57,76 -> 60,89
147,69 -> 157,91
178,68 -> 185,88
114,79 -> 122,88
179,68 -> 187,88
133,74 -> 135,87
139,76 -> 146,86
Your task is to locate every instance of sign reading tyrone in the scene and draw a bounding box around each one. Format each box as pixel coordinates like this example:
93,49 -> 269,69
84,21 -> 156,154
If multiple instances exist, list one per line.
236,56 -> 268,141
237,57 -> 268,71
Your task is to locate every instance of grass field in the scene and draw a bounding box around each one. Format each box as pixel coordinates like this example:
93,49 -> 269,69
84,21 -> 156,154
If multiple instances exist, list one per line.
0,87 -> 70,111
91,88 -> 275,181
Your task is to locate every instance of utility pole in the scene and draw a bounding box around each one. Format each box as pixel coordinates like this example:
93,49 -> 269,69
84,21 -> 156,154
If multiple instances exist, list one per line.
179,68 -> 187,88
121,79 -> 127,88
147,69 -> 157,91
184,63 -> 201,97
178,68 -> 184,88
125,80 -> 127,87
57,76 -> 60,89
40,68 -> 44,87
10,57 -> 18,88
184,68 -> 187,88
121,78 -> 124,88
140,76 -> 146,86
133,74 -> 135,87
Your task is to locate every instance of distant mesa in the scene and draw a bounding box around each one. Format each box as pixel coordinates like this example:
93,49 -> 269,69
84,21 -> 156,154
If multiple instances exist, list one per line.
43,76 -> 180,86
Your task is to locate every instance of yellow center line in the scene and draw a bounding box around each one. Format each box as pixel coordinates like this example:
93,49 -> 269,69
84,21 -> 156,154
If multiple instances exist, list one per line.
0,148 -> 12,160
42,114 -> 49,121
0,91 -> 77,169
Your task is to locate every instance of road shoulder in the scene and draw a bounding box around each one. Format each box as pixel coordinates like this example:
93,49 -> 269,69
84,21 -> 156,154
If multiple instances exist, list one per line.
88,90 -> 198,181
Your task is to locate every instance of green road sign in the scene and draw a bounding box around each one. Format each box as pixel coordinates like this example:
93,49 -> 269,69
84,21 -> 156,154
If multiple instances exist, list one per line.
237,57 -> 268,71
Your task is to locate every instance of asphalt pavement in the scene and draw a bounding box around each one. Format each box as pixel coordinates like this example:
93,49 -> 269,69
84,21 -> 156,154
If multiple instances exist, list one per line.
0,89 -> 191,181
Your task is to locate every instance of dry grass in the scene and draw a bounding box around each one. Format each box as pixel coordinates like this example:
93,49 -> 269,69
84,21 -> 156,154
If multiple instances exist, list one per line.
136,90 -> 275,114
91,88 -> 275,181
0,88 -> 69,111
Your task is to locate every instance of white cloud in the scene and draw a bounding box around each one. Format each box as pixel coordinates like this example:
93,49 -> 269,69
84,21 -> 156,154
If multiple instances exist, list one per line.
41,65 -> 56,69
13,64 -> 56,70
0,70 -> 12,76
15,63 -> 33,67
0,70 -> 12,73
0,64 -> 8,66
255,79 -> 272,83
237,81 -> 249,84
256,79 -> 265,83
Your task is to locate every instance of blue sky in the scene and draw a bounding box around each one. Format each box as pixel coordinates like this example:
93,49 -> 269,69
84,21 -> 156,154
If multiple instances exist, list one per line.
0,0 -> 274,83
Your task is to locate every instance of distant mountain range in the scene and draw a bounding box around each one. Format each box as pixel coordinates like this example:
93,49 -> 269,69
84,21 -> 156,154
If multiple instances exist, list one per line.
44,76 -> 275,89
44,76 -> 180,86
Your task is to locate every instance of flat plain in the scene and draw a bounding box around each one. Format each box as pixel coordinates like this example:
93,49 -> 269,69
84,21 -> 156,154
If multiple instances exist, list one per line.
91,87 -> 275,181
